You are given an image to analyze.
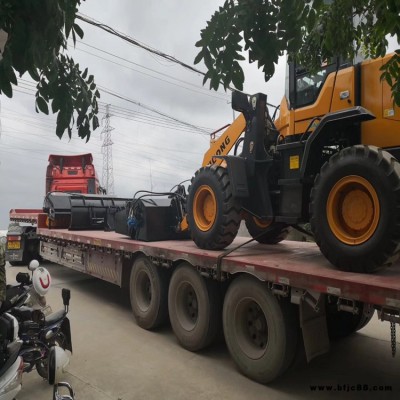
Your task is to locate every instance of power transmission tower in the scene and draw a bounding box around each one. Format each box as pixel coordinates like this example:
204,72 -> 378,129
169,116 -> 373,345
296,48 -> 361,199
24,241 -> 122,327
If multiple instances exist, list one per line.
101,104 -> 115,194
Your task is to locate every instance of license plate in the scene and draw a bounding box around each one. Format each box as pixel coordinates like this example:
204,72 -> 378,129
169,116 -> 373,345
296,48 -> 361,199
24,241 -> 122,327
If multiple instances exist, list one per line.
7,241 -> 21,250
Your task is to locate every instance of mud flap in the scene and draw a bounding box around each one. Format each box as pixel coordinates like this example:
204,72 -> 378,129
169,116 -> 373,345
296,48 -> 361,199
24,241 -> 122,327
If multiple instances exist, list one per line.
61,317 -> 73,353
299,294 -> 330,362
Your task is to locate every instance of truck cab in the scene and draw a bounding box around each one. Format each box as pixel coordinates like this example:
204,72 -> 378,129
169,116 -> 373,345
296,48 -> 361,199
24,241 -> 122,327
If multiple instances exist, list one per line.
6,153 -> 103,265
46,153 -> 102,194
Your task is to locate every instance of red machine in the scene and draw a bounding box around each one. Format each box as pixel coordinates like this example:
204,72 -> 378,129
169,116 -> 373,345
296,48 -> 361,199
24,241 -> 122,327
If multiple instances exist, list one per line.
46,153 -> 102,194
5,153 -> 103,265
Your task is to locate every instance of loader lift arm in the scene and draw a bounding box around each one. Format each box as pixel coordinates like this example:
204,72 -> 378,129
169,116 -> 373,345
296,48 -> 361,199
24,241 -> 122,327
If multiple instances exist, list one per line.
201,114 -> 246,167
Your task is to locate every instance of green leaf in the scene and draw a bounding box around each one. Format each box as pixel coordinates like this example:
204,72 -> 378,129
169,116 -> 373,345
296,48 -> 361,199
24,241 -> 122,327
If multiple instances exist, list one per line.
194,51 -> 204,65
36,96 -> 49,115
231,65 -> 244,90
51,97 -> 60,113
92,115 -> 100,130
0,65 -> 13,97
28,68 -> 40,82
73,23 -> 84,39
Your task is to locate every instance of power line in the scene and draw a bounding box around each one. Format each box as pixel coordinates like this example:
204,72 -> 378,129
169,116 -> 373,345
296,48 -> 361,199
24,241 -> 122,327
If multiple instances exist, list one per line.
97,85 -> 211,135
76,13 -> 206,77
15,77 -> 212,136
72,40 -> 230,102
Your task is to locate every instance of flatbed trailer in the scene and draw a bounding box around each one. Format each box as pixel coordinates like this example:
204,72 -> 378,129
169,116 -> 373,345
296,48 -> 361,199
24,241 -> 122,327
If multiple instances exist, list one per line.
25,211 -> 400,384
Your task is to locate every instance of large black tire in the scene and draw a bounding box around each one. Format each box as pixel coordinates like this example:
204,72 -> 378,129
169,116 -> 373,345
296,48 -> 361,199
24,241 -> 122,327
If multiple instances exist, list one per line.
326,298 -> 375,340
130,256 -> 169,330
244,214 -> 289,244
168,263 -> 221,351
8,261 -> 25,267
223,276 -> 299,384
187,166 -> 241,250
310,145 -> 400,273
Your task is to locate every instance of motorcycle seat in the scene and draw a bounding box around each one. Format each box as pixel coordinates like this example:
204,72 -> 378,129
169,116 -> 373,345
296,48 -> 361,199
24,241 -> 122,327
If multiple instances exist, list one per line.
45,309 -> 66,327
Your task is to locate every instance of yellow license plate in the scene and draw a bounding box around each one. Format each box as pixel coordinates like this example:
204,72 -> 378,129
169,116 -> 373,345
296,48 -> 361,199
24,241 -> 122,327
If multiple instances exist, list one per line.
7,241 -> 21,250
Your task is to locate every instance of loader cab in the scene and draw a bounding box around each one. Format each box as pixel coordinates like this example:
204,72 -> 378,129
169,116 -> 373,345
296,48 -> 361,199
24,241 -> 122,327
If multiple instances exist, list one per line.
286,59 -> 338,110
277,57 -> 359,139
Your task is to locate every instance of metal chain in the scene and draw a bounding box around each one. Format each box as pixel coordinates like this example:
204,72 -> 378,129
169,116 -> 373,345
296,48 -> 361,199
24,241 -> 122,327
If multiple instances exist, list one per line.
390,321 -> 396,357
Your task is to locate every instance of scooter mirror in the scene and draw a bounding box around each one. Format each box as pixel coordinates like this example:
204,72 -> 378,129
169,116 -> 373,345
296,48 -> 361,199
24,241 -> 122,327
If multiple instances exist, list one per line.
28,259 -> 40,271
62,289 -> 71,307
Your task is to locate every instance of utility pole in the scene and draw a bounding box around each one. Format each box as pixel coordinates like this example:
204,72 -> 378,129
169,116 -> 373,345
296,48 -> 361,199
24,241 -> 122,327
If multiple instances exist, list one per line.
101,104 -> 115,195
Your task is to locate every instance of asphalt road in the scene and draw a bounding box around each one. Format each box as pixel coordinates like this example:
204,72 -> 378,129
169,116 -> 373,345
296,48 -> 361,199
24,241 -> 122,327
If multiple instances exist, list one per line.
5,261 -> 400,400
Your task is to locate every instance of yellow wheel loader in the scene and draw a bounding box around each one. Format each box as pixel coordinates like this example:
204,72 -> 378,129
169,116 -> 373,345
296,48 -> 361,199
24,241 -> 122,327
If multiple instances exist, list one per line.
186,54 -> 400,273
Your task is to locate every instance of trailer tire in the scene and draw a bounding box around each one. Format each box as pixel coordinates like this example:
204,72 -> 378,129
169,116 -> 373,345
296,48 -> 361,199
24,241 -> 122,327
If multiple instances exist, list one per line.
310,145 -> 400,273
130,256 -> 169,330
223,276 -> 298,384
168,263 -> 221,351
8,261 -> 25,267
326,298 -> 375,340
244,215 -> 289,244
187,166 -> 241,250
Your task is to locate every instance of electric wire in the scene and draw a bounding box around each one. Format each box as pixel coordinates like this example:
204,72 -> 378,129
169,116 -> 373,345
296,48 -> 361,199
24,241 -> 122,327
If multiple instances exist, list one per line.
76,13 -> 207,77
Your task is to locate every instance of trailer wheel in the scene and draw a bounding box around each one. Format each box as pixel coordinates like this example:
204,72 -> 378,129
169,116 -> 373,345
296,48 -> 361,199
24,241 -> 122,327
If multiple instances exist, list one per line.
223,276 -> 298,384
310,145 -> 400,273
168,263 -> 221,351
8,261 -> 25,267
130,256 -> 169,330
326,298 -> 375,340
244,215 -> 289,244
187,166 -> 241,250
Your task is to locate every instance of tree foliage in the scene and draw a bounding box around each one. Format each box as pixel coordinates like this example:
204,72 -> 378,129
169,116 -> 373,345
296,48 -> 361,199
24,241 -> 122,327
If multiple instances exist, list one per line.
0,0 -> 99,140
195,0 -> 400,104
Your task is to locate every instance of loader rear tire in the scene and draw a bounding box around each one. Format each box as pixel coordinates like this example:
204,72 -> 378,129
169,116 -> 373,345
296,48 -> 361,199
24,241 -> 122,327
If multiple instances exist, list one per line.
310,145 -> 400,273
187,166 -> 241,250
244,215 -> 289,244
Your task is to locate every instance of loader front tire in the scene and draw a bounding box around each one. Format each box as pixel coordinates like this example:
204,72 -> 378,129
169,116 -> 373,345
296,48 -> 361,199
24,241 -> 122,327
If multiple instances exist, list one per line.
310,145 -> 400,273
187,166 -> 241,250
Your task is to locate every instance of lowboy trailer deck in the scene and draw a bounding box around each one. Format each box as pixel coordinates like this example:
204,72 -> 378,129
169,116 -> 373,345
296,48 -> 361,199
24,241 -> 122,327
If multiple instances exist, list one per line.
27,211 -> 400,384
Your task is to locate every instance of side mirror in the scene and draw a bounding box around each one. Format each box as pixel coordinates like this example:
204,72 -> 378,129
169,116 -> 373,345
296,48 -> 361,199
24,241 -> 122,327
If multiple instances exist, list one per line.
48,346 -> 70,385
62,289 -> 71,307
28,259 -> 40,271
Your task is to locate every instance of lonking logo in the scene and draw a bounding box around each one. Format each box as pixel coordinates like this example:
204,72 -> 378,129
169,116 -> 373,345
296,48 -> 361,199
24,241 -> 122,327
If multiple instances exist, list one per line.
209,136 -> 231,164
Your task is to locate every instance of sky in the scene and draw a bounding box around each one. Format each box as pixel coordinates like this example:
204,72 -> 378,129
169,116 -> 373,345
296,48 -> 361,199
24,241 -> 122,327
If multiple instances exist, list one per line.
0,0 -> 287,228
0,1 -> 398,228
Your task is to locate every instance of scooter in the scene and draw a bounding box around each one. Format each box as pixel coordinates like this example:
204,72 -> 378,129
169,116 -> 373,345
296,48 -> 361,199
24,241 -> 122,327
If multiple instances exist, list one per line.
1,260 -> 52,315
0,313 -> 24,400
12,288 -> 72,380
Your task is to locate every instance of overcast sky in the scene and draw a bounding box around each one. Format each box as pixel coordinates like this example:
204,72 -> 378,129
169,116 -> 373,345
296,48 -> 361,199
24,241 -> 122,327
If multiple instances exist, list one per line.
0,0 -> 288,228
0,1 -> 398,228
